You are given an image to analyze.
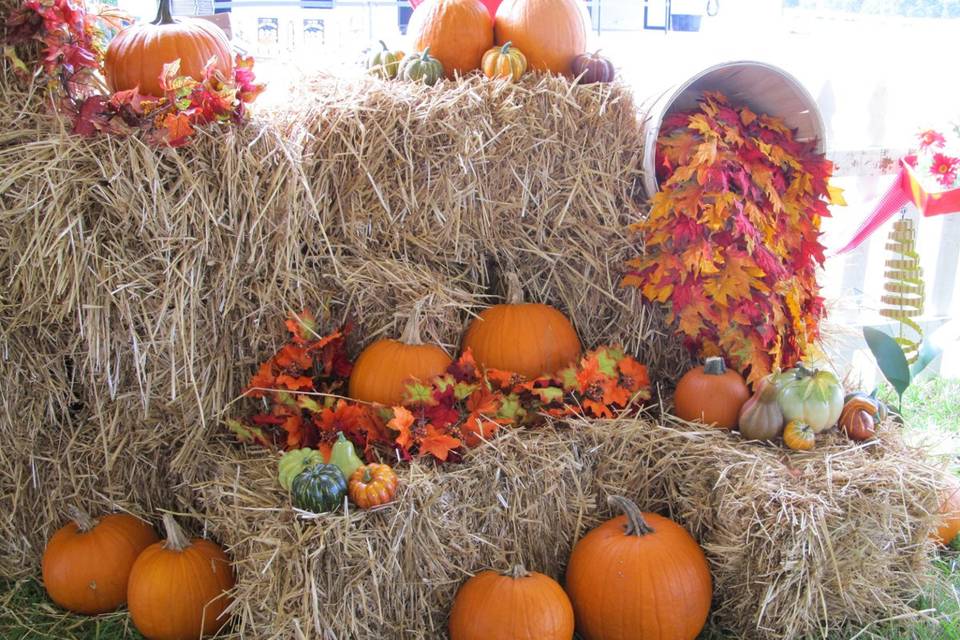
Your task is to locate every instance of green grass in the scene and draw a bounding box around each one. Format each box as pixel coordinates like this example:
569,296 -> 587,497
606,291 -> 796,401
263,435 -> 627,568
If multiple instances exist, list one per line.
877,376 -> 960,434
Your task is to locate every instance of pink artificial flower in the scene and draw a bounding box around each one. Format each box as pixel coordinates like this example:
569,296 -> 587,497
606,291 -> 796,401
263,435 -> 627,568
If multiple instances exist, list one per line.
930,152 -> 959,188
918,129 -> 947,150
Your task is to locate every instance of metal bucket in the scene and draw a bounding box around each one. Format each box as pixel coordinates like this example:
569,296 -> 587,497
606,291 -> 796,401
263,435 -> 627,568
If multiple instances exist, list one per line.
640,60 -> 826,198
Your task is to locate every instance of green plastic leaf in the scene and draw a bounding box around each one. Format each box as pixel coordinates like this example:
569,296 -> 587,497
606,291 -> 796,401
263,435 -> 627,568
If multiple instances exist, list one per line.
453,382 -> 478,401
497,394 -> 523,420
534,387 -> 565,404
596,348 -> 619,377
402,381 -> 434,405
863,326 -> 911,398
910,319 -> 959,378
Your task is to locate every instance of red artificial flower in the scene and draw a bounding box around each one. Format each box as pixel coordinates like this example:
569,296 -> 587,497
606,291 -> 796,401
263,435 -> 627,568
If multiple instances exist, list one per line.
930,152 -> 959,187
918,129 -> 946,150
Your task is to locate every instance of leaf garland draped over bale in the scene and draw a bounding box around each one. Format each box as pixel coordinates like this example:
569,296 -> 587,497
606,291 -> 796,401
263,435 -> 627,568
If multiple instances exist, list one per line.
194,417 -> 946,640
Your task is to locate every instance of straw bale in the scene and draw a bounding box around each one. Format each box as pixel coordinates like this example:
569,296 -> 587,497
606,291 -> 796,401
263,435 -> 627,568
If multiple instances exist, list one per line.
195,417 -> 944,640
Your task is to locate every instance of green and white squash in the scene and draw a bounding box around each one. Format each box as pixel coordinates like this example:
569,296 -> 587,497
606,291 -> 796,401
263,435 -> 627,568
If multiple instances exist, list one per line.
399,47 -> 443,86
775,364 -> 844,433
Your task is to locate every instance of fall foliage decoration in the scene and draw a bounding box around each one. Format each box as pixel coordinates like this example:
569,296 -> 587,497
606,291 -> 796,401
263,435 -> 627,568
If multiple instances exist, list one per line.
481,41 -> 527,81
291,463 -> 349,513
493,0 -> 586,75
737,374 -> 785,441
127,514 -> 234,640
774,365 -> 843,433
398,47 -> 445,85
349,303 -> 452,406
407,0 -> 493,77
565,495 -> 712,640
879,218 -> 925,364
838,395 -> 881,442
449,564 -> 575,640
672,357 -> 749,429
571,50 -> 614,84
933,474 -> 960,546
104,0 -> 231,97
782,419 -> 815,451
41,507 -> 158,615
348,463 -> 400,509
463,273 -> 581,379
367,40 -> 405,79
2,0 -> 263,146
226,310 -> 650,463
623,92 -> 833,384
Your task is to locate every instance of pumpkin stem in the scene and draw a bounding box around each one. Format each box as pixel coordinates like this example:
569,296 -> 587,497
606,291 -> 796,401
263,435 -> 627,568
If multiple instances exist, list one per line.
703,356 -> 727,375
400,299 -> 426,346
379,40 -> 389,52
500,41 -> 512,54
67,505 -> 97,533
607,495 -> 654,536
363,467 -> 373,484
421,47 -> 431,60
151,0 -> 176,25
504,564 -> 531,579
160,513 -> 192,552
504,272 -> 524,305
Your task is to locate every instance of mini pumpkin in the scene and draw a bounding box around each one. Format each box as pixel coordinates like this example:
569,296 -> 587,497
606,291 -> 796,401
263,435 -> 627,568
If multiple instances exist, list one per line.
571,50 -> 615,84
737,374 -> 785,441
481,41 -> 527,81
398,47 -> 446,86
449,564 -> 574,639
349,302 -> 452,406
127,514 -> 234,640
42,507 -> 158,615
278,448 -> 327,491
839,395 -> 879,441
783,419 -> 815,451
673,357 -> 750,430
934,474 -> 960,546
407,0 -> 494,77
291,463 -> 348,514
104,0 -> 233,97
349,463 -> 400,509
368,40 -> 405,79
462,273 -> 581,379
565,496 -> 711,640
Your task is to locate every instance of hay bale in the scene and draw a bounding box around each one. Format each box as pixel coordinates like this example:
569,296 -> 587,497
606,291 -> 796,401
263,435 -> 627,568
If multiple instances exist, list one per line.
195,418 -> 943,639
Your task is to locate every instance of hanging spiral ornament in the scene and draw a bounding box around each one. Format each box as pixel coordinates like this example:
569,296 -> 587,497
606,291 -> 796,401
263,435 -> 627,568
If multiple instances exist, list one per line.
879,217 -> 925,363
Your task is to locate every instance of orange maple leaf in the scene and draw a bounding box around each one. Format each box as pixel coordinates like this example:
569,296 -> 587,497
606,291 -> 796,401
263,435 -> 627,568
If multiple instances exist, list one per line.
161,112 -> 194,146
387,406 -> 414,450
418,425 -> 461,461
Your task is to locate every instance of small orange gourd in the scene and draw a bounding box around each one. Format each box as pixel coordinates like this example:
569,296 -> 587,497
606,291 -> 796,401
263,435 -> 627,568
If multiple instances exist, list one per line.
349,303 -> 452,406
449,564 -> 574,640
462,273 -> 581,379
42,507 -> 158,615
933,474 -> 960,546
565,496 -> 712,640
127,513 -> 234,640
673,357 -> 750,429
783,420 -> 815,451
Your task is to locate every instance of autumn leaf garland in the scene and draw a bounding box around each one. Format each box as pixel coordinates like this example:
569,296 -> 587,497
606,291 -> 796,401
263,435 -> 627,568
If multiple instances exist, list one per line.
623,92 -> 833,384
227,310 -> 652,463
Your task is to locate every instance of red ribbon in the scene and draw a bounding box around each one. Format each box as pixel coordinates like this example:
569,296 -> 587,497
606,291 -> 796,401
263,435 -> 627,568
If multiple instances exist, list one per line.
832,168 -> 910,255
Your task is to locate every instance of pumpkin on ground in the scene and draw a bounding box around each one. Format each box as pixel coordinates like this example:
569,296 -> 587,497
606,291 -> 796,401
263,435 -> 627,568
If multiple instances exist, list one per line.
127,514 -> 234,640
104,0 -> 233,97
291,463 -> 348,514
737,374 -> 785,441
449,564 -> 574,640
673,357 -> 750,430
278,448 -> 327,490
368,40 -> 405,79
934,474 -> 960,546
565,496 -> 711,640
571,50 -> 615,84
481,41 -> 527,81
493,0 -> 587,75
783,420 -> 815,451
349,302 -> 452,405
349,463 -> 400,509
462,273 -> 581,379
41,507 -> 158,615
407,0 -> 494,77
775,365 -> 844,433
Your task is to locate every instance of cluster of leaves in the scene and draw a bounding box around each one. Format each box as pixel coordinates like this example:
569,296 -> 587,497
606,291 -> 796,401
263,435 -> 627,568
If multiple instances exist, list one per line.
623,91 -> 833,384
2,0 -> 264,146
915,128 -> 960,189
227,310 -> 652,463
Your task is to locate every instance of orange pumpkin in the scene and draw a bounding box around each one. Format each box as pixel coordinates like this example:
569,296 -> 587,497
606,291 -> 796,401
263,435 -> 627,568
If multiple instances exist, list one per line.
934,474 -> 960,546
407,0 -> 494,78
349,463 -> 400,509
565,496 -> 712,640
462,273 -> 581,379
494,0 -> 587,75
449,564 -> 574,639
673,357 -> 750,429
783,419 -> 815,451
104,0 -> 233,97
128,513 -> 234,640
349,303 -> 452,406
41,507 -> 158,615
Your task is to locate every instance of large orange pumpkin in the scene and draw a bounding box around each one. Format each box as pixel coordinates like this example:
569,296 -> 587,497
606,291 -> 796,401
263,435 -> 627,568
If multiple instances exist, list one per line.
449,564 -> 574,639
41,507 -> 158,615
934,474 -> 960,546
494,0 -> 587,75
673,357 -> 750,430
104,0 -> 233,97
349,303 -> 452,406
407,0 -> 494,78
565,496 -> 712,640
127,513 -> 234,640
462,273 -> 580,379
